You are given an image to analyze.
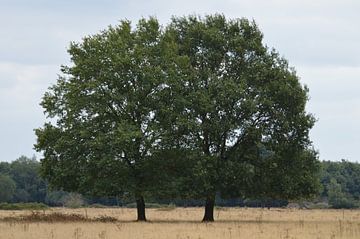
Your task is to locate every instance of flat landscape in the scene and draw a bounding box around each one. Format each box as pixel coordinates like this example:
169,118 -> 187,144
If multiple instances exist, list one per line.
1,207 -> 360,239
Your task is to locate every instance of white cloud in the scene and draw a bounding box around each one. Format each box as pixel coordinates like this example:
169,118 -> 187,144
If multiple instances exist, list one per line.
0,62 -> 58,161
0,62 -> 57,107
298,65 -> 360,161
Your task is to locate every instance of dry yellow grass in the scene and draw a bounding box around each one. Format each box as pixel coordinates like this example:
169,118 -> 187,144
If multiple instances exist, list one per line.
1,207 -> 360,239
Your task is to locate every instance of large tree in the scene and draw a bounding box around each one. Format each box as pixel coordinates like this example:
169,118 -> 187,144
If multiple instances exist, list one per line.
158,15 -> 320,221
35,18 -> 172,221
35,15 -> 320,222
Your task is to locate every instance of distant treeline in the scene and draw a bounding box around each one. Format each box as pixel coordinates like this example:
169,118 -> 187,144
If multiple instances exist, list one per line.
0,156 -> 359,208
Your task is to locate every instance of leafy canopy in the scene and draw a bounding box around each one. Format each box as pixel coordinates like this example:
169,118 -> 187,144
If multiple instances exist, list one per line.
35,14 -> 320,204
35,17 -> 174,199
157,14 -> 320,200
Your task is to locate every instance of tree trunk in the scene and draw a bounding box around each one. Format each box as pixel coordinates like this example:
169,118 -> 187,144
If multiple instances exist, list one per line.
136,196 -> 146,221
202,195 -> 215,222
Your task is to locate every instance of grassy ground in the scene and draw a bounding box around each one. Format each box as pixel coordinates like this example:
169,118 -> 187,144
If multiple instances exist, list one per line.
1,207 -> 360,238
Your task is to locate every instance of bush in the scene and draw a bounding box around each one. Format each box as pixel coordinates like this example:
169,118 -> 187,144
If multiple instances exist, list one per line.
62,193 -> 85,208
330,198 -> 358,209
88,203 -> 108,208
306,202 -> 330,209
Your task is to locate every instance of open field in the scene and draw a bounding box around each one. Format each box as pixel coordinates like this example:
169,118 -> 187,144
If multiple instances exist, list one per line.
1,207 -> 360,239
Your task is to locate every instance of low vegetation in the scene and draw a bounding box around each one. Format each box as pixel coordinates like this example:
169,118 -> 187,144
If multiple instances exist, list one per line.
1,211 -> 117,223
1,208 -> 360,239
0,202 -> 48,210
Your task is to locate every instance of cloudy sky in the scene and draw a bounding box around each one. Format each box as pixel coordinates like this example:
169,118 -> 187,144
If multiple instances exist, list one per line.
0,0 -> 359,162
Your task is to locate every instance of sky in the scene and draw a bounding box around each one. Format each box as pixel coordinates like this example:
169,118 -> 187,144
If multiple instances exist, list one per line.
0,0 -> 359,162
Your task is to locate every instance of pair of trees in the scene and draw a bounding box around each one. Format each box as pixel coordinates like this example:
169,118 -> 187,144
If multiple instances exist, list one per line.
35,15 -> 320,221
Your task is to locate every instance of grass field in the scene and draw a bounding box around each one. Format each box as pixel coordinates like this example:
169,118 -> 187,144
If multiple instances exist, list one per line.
1,207 -> 360,239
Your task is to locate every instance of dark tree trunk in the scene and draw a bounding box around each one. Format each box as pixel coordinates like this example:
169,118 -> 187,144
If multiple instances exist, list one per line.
136,196 -> 146,221
202,195 -> 215,222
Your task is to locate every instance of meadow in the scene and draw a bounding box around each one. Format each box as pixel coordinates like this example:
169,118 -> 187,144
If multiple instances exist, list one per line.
1,207 -> 360,239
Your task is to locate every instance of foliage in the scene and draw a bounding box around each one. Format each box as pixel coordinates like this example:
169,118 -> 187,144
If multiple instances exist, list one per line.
33,15 -> 322,221
0,162 -> 11,174
327,178 -> 357,208
158,14 -> 320,206
7,156 -> 46,203
1,155 -> 360,209
0,156 -> 47,203
321,160 -> 360,208
36,17 -> 170,197
0,174 -> 16,202
35,17 -> 183,221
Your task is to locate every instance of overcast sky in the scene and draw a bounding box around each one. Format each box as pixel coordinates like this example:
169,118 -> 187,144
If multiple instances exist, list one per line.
0,0 -> 359,162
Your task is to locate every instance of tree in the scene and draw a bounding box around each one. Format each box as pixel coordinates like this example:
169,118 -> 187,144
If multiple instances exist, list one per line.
327,178 -> 356,208
0,174 -> 16,202
35,18 -> 173,221
158,15 -> 320,221
35,15 -> 320,222
0,162 -> 11,175
9,156 -> 47,203
321,160 -> 360,208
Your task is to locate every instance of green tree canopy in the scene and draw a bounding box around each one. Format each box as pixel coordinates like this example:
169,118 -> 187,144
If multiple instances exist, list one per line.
157,14 -> 320,221
321,160 -> 360,208
9,156 -> 47,203
0,174 -> 16,202
35,15 -> 320,222
35,17 -> 175,221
